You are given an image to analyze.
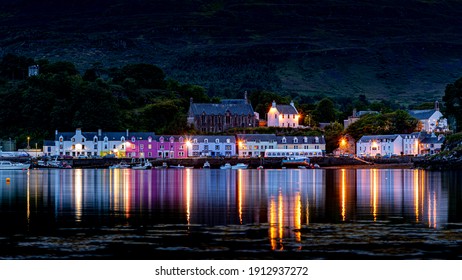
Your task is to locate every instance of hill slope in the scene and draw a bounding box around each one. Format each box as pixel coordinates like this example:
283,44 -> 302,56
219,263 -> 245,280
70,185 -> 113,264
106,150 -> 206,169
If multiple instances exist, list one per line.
1,0 -> 462,103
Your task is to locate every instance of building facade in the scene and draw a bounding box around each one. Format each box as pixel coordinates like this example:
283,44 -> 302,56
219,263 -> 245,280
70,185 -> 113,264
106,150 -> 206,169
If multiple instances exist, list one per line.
46,129 -> 156,158
267,100 -> 300,128
187,135 -> 236,157
356,135 -> 404,157
276,136 -> 326,152
408,101 -> 448,133
187,93 -> 258,133
236,134 -> 277,157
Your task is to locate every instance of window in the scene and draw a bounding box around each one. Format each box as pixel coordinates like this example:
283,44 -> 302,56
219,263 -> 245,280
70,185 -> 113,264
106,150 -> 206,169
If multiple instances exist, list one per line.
140,144 -> 144,150
204,139 -> 209,144
60,137 -> 63,142
121,145 -> 125,150
59,144 -> 63,149
226,139 -> 230,143
72,138 -> 75,142
215,145 -> 219,150
72,145 -> 75,150
104,144 -> 108,149
148,152 -> 152,157
160,145 -> 164,149
148,137 -> 152,143
94,137 -> 98,143
148,144 -> 152,149
81,138 -> 84,142
193,145 -> 199,150
193,139 -> 198,144
282,137 -> 286,143
113,145 -> 116,149
179,145 -> 184,150
293,138 -> 298,143
204,145 -> 209,150
215,139 -> 219,144
225,145 -> 231,151
94,144 -> 97,150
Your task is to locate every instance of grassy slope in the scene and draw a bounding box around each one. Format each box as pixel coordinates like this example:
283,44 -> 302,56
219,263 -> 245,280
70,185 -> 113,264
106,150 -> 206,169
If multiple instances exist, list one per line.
1,0 -> 462,103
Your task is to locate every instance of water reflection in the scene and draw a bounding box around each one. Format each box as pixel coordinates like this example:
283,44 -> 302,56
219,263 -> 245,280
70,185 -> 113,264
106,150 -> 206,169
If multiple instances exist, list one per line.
0,168 -> 459,250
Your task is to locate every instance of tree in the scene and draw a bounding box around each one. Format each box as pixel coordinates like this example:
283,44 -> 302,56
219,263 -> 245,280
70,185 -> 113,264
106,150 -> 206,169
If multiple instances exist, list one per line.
312,98 -> 336,123
324,122 -> 344,152
112,63 -> 166,89
443,77 -> 462,132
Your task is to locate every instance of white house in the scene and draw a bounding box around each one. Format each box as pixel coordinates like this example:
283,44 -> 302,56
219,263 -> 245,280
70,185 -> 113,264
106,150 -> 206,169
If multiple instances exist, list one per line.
276,136 -> 326,152
356,135 -> 404,157
45,128 -> 155,158
408,101 -> 448,133
187,135 -> 236,157
236,134 -> 277,157
400,132 -> 420,156
267,100 -> 300,128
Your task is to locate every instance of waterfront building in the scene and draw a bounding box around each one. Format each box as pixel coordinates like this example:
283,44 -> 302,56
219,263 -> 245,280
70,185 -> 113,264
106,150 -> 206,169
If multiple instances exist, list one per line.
356,134 -> 404,157
419,133 -> 445,155
276,135 -> 326,152
408,101 -> 449,133
187,92 -> 258,133
267,100 -> 300,128
151,135 -> 188,159
46,128 -> 155,158
236,134 -> 277,157
187,135 -> 236,157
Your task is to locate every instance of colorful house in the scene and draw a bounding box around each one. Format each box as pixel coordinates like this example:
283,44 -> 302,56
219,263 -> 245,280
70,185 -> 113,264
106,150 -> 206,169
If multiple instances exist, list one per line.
187,135 -> 236,157
236,134 -> 277,157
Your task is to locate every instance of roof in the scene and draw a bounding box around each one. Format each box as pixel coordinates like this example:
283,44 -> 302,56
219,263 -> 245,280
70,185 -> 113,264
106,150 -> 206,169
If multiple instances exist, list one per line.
358,135 -> 401,142
43,140 -> 55,146
276,104 -> 298,115
276,136 -> 325,144
354,111 -> 379,117
236,134 -> 277,142
408,109 -> 437,120
421,135 -> 445,144
56,131 -> 155,141
189,103 -> 255,116
188,135 -> 236,143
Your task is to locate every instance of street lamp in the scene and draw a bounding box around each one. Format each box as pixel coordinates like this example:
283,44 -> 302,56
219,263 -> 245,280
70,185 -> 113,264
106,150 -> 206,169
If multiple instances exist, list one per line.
27,136 -> 30,149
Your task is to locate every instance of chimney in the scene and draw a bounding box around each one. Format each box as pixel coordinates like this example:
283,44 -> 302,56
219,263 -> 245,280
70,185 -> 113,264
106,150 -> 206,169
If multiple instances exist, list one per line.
98,129 -> 102,137
290,100 -> 295,108
244,91 -> 248,104
272,100 -> 276,108
435,100 -> 439,111
126,129 -> 129,137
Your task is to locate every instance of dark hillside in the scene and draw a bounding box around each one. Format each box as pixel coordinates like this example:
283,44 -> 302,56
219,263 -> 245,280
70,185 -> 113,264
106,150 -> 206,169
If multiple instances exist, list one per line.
1,0 -> 462,103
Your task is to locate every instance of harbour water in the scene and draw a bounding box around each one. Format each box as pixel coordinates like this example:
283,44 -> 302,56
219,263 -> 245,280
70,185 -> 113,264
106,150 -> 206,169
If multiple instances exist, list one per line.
0,168 -> 461,259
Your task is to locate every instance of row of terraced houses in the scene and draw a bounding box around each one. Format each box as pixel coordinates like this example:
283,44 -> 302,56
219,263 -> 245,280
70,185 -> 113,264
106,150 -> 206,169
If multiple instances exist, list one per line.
43,128 -> 326,159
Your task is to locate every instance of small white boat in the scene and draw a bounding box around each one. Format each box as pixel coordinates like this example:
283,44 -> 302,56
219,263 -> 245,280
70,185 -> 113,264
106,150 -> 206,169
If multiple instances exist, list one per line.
231,163 -> 248,169
203,161 -> 211,169
220,163 -> 232,169
109,161 -> 130,169
0,160 -> 30,170
170,164 -> 185,169
131,159 -> 152,170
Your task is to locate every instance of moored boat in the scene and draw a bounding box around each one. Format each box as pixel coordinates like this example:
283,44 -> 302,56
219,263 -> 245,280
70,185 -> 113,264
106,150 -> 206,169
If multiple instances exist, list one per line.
220,163 -> 232,169
231,163 -> 248,169
0,160 -> 30,170
203,161 -> 211,169
281,156 -> 310,168
154,162 -> 168,169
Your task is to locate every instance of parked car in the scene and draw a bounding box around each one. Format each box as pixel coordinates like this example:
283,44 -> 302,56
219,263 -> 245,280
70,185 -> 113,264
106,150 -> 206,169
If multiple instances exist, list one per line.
60,155 -> 73,159
77,154 -> 88,159
103,154 -> 115,158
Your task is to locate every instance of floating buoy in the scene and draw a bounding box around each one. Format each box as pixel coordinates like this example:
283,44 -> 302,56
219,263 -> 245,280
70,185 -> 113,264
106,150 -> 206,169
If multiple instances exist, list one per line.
6,178 -> 10,184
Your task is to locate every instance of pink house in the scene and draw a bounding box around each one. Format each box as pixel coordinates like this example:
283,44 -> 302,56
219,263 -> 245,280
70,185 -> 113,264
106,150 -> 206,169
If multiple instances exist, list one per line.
125,135 -> 188,159
154,135 -> 188,159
